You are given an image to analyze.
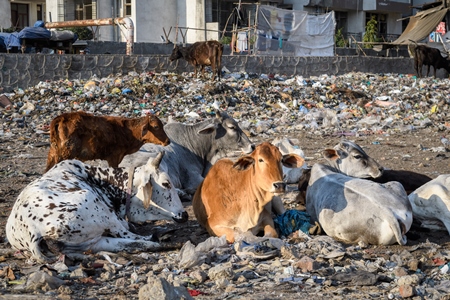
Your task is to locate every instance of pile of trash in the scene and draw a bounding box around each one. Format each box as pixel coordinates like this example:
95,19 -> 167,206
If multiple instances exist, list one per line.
1,71 -> 449,140
1,70 -> 450,299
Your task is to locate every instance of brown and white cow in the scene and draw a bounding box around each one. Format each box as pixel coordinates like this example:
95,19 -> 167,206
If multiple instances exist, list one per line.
45,111 -> 170,172
192,142 -> 304,243
169,40 -> 223,80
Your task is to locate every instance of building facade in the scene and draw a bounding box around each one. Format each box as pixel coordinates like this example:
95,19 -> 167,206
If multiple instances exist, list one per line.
0,0 -> 442,46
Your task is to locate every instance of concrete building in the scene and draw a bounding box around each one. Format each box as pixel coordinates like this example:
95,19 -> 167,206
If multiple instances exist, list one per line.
281,0 -> 412,43
0,0 -> 446,45
0,0 -> 45,31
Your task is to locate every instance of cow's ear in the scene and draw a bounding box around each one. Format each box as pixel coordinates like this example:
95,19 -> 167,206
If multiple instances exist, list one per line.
215,110 -> 224,121
198,123 -> 217,135
142,182 -> 153,209
322,149 -> 339,161
282,154 -> 305,168
141,118 -> 149,137
233,156 -> 255,171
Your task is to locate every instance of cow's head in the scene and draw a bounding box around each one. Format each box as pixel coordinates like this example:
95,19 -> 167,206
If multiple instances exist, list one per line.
233,142 -> 304,196
131,151 -> 188,223
197,110 -> 255,165
141,115 -> 170,146
322,139 -> 383,178
169,45 -> 183,61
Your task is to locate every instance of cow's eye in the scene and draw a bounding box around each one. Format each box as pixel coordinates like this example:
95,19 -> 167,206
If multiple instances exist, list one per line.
258,158 -> 264,163
163,182 -> 171,189
154,126 -> 160,130
353,154 -> 362,159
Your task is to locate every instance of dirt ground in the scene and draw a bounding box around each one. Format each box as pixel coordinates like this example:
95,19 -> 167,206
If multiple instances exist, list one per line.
1,127 -> 450,299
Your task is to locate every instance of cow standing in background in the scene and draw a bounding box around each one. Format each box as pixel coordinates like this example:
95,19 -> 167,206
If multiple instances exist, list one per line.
169,40 -> 224,80
411,43 -> 450,78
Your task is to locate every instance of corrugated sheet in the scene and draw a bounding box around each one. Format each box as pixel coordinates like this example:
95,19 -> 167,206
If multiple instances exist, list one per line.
393,4 -> 449,45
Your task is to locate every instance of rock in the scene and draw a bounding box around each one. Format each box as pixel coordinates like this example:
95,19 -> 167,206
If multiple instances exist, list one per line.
139,276 -> 193,300
399,284 -> 415,298
296,256 -> 320,272
208,262 -> 234,281
397,274 -> 422,286
394,266 -> 409,277
25,271 -> 66,291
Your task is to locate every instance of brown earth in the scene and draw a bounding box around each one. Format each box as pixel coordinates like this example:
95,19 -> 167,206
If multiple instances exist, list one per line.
1,127 -> 450,299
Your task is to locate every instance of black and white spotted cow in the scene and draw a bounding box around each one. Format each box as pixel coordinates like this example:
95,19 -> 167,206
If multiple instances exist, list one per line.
6,151 -> 188,263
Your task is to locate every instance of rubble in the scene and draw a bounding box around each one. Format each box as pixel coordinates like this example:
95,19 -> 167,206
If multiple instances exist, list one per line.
1,70 -> 450,299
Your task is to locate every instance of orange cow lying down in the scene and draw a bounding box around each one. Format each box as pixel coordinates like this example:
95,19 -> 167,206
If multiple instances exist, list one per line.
45,111 -> 170,172
193,142 -> 304,243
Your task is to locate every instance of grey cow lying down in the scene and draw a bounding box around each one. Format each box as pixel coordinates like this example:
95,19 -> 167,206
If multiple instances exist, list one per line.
408,174 -> 450,234
120,110 -> 254,199
306,142 -> 413,245
6,152 -> 188,263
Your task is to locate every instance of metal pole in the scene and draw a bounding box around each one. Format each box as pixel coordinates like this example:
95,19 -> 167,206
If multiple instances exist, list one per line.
45,17 -> 134,55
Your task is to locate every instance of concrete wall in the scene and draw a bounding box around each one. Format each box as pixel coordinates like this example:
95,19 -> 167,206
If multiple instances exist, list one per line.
0,53 -> 427,92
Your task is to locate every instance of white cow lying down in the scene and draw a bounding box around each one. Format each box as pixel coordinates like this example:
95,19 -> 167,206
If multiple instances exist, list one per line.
306,142 -> 413,245
408,174 -> 450,234
272,137 -> 307,184
6,152 -> 188,263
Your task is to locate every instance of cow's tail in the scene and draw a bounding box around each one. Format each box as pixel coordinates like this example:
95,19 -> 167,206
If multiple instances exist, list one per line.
391,216 -> 408,246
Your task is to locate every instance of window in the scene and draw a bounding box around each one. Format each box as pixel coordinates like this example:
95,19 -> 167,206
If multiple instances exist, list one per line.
124,0 -> 132,17
335,11 -> 348,34
11,3 -> 29,30
366,13 -> 387,40
37,5 -> 43,21
74,0 -> 93,20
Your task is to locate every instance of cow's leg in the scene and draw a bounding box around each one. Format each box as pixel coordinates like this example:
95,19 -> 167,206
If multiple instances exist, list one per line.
271,196 -> 286,215
210,227 -> 236,243
28,239 -> 57,264
207,220 -> 236,243
101,217 -> 154,241
426,65 -> 431,77
211,59 -> 216,80
260,211 -> 278,238
200,65 -> 205,79
89,237 -> 160,253
193,65 -> 198,78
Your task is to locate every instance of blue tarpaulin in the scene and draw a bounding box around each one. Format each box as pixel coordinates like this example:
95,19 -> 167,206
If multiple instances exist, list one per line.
274,209 -> 312,236
18,27 -> 51,40
0,32 -> 21,50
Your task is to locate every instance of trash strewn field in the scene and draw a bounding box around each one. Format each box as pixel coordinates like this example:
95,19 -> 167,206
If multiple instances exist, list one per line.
0,71 -> 450,299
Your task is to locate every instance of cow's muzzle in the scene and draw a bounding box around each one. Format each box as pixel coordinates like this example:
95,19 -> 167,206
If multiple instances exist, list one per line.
272,181 -> 286,194
173,211 -> 189,223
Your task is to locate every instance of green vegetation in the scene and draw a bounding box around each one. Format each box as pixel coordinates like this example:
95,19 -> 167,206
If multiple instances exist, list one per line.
335,27 -> 348,48
1,27 -> 17,33
363,16 -> 378,49
220,36 -> 231,45
67,27 -> 93,40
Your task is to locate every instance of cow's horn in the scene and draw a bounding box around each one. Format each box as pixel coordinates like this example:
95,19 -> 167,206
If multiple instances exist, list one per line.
152,151 -> 165,168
